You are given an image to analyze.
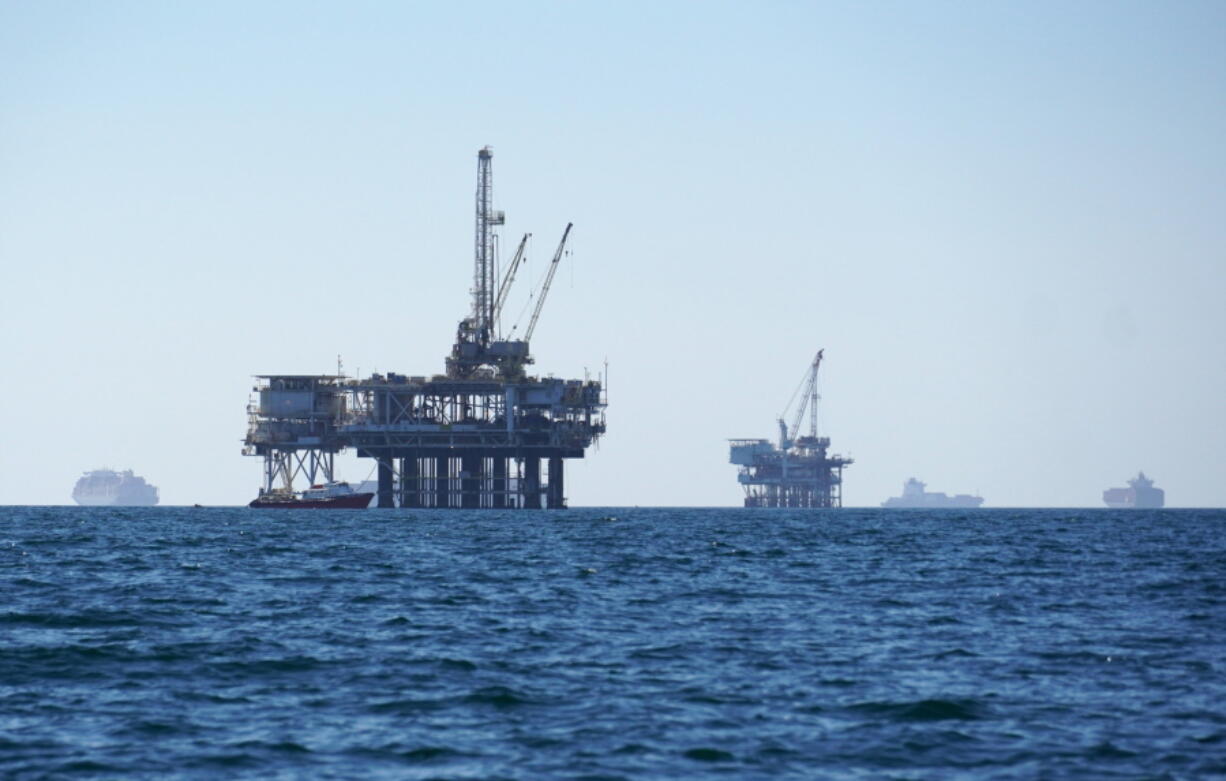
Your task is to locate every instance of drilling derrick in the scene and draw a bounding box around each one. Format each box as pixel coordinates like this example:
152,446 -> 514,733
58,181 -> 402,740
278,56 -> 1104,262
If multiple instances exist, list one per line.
244,147 -> 606,509
729,350 -> 853,508
449,146 -> 507,378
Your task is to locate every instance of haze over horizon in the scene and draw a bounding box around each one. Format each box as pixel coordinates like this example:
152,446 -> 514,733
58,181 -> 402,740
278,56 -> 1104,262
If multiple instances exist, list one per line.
2,1 -> 1223,507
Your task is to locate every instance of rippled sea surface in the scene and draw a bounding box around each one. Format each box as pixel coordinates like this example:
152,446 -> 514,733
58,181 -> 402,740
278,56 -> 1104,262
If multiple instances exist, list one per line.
1,507 -> 1224,779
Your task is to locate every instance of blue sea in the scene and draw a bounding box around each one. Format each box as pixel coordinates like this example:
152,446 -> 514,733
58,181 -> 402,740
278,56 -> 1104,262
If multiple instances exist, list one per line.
1,507 -> 1223,779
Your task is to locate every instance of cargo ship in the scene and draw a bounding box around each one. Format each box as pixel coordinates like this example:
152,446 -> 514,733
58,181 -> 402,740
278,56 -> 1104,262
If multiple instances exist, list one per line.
881,478 -> 983,508
248,481 -> 374,509
1102,472 -> 1164,509
72,469 -> 159,506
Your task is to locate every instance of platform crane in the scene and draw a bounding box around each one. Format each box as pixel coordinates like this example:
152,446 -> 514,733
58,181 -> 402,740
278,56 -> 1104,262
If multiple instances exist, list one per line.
492,232 -> 530,333
522,222 -> 573,343
778,349 -> 824,450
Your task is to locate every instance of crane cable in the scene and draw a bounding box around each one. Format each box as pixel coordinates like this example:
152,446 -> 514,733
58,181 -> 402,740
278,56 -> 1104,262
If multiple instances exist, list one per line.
778,362 -> 811,423
507,234 -> 537,334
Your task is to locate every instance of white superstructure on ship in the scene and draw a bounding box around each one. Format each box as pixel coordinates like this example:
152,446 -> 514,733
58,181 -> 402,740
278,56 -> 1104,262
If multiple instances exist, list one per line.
1103,472 -> 1164,509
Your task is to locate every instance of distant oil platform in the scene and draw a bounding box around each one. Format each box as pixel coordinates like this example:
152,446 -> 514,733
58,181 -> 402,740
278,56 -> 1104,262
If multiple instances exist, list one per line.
243,147 -> 606,509
1103,472 -> 1164,509
729,351 -> 852,507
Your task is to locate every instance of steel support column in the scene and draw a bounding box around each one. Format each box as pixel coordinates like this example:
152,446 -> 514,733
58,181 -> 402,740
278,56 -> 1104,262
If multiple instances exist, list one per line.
401,455 -> 420,508
522,457 -> 541,509
435,456 -> 450,509
492,457 -> 507,509
377,457 -> 394,508
461,455 -> 480,509
547,455 -> 564,509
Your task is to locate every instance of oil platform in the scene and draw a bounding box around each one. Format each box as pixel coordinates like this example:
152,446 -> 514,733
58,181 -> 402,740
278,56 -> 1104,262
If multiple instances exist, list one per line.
729,350 -> 852,507
243,147 -> 606,509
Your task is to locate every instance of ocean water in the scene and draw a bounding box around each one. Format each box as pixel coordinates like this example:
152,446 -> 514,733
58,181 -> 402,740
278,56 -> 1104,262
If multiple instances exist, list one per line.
1,507 -> 1223,780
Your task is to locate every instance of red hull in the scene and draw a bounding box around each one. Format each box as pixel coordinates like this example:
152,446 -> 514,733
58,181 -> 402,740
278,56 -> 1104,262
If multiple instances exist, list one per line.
248,493 -> 374,509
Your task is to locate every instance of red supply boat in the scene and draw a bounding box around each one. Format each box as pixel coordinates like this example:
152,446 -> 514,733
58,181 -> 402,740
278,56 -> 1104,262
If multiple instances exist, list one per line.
248,481 -> 374,509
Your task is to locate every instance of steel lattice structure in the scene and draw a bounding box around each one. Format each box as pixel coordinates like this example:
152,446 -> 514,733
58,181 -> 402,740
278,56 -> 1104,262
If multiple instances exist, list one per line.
244,148 -> 605,508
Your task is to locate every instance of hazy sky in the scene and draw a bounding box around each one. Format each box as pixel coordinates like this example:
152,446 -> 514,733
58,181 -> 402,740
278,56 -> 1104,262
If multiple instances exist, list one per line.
2,1 -> 1223,507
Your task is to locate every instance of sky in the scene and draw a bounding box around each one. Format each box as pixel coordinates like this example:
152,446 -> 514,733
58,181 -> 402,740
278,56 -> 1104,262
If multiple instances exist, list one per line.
1,1 -> 1223,507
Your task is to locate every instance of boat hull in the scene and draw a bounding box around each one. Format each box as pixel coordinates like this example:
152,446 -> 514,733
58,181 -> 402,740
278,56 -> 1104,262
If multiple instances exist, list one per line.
73,496 -> 159,507
881,496 -> 984,508
248,493 -> 374,509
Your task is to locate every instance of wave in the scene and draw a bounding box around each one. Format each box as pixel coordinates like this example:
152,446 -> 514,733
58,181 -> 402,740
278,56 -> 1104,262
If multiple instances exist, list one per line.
847,698 -> 986,722
683,747 -> 735,762
0,609 -> 154,628
368,697 -> 445,714
463,685 -> 535,708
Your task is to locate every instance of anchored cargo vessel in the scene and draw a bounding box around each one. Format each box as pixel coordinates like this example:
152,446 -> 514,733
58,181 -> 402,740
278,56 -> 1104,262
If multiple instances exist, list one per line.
1103,472 -> 1164,509
72,469 -> 159,506
881,478 -> 983,508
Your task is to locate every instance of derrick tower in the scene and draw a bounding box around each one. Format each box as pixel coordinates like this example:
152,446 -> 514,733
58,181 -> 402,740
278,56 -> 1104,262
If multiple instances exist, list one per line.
245,147 -> 606,509
451,146 -> 503,372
